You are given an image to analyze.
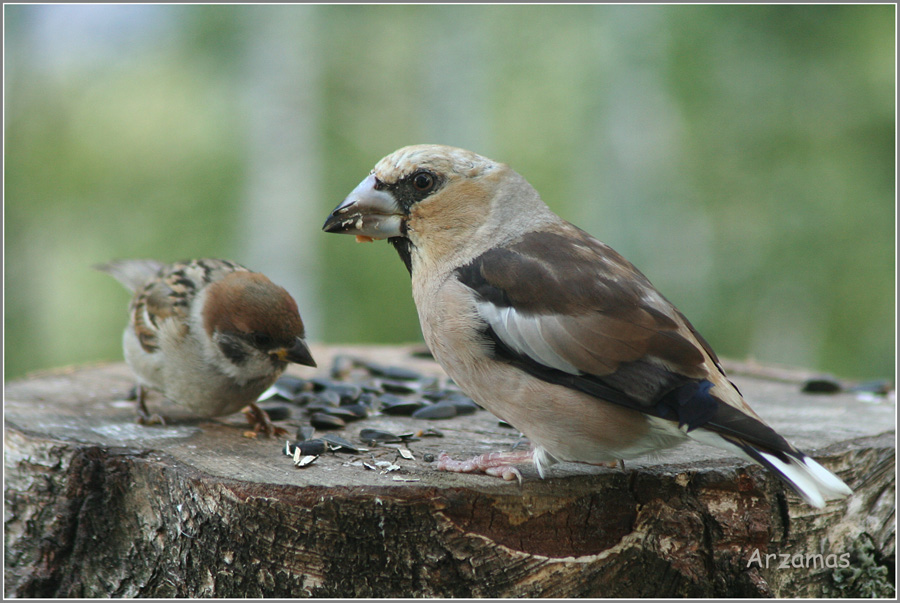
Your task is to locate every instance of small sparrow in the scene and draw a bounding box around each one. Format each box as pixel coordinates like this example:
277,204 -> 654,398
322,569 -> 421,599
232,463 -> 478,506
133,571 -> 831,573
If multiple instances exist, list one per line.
323,144 -> 853,508
96,258 -> 316,435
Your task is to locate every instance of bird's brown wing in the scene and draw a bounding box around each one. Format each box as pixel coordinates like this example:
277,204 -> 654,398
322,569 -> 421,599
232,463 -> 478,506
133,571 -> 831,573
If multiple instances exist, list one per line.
455,223 -> 791,453
130,259 -> 247,353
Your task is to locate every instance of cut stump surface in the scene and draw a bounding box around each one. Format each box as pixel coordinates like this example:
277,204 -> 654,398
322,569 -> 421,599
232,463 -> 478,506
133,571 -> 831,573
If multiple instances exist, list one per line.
4,345 -> 895,597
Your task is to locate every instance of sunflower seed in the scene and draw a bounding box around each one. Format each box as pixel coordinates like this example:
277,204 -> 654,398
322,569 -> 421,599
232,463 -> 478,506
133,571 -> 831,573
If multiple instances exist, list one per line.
412,402 -> 457,420
296,425 -> 316,441
296,455 -> 318,467
309,412 -> 345,430
321,433 -> 365,453
359,428 -> 403,445
290,439 -> 327,456
335,403 -> 368,419
380,397 -> 426,416
380,380 -> 422,395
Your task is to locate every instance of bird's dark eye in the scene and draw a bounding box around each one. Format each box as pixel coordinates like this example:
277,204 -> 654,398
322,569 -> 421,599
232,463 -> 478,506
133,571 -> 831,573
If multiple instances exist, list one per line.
412,171 -> 435,192
250,332 -> 274,349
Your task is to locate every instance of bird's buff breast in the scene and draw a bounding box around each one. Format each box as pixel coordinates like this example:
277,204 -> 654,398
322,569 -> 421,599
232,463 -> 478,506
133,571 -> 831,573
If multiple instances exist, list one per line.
413,276 -> 670,464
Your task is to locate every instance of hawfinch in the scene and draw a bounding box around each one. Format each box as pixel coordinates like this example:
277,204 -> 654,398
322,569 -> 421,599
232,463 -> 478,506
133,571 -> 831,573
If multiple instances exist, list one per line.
323,144 -> 852,508
97,258 -> 317,435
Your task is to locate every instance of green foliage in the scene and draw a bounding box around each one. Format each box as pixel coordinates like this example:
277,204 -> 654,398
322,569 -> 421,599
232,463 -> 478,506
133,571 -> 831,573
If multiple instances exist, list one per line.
4,4 -> 895,381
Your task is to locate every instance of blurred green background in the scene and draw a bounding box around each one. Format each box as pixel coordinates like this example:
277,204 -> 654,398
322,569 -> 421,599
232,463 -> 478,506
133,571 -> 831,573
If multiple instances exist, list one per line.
4,4 -> 895,381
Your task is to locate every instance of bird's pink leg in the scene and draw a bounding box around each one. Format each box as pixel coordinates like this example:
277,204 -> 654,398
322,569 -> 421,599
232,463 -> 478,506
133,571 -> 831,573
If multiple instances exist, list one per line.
437,450 -> 535,484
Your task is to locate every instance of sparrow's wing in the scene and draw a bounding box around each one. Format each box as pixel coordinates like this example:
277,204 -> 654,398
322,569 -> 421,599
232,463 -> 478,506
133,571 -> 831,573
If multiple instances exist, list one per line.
455,224 -> 790,453
130,259 -> 248,353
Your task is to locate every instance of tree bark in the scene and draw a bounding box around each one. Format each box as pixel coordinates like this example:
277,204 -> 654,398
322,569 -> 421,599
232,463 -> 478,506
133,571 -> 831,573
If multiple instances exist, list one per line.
4,345 -> 895,597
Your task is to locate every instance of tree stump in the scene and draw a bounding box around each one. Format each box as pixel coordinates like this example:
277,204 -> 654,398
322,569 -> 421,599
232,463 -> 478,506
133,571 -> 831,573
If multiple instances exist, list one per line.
4,345 -> 895,597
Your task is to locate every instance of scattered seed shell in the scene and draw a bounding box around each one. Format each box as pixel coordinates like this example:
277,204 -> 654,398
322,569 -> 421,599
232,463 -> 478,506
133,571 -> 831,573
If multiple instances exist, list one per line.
331,384 -> 363,404
296,455 -> 318,467
380,397 -> 426,416
317,390 -> 343,407
398,448 -> 415,460
356,392 -> 381,409
296,425 -> 316,441
355,359 -> 423,381
257,385 -> 282,402
361,381 -> 386,395
338,403 -> 369,419
412,402 -> 458,420
309,377 -> 339,392
275,375 -> 310,395
409,347 -> 434,359
321,433 -> 365,453
380,379 -> 422,395
315,406 -> 364,421
442,394 -> 479,415
330,355 -> 355,380
802,378 -> 842,394
359,428 -> 404,445
292,392 -> 320,407
309,412 -> 346,430
291,439 -> 327,456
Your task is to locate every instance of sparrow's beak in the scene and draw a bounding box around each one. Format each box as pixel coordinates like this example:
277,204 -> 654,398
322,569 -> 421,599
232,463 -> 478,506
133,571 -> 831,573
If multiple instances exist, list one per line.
272,337 -> 317,368
322,173 -> 405,239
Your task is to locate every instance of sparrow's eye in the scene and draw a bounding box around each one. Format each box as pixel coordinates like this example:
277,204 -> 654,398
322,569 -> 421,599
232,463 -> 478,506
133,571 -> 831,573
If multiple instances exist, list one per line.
412,171 -> 435,192
250,332 -> 274,349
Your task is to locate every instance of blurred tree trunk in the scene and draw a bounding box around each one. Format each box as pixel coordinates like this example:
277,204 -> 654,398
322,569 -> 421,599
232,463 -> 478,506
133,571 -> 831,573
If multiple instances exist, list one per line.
423,7 -> 491,152
238,7 -> 323,338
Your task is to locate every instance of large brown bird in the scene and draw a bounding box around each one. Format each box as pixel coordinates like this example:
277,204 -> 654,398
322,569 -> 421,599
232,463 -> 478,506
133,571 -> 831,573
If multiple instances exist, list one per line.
323,144 -> 852,507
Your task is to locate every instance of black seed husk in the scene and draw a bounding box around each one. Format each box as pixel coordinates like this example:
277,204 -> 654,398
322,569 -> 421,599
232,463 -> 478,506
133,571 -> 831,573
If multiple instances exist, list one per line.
412,402 -> 458,420
296,425 -> 316,441
359,428 -> 404,445
321,433 -> 361,453
291,439 -> 327,456
309,412 -> 346,429
380,398 -> 427,416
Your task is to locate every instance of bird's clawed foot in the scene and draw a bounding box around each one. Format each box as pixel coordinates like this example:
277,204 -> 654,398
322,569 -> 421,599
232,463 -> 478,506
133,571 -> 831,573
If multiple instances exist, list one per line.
437,450 -> 537,484
243,403 -> 287,437
134,385 -> 167,426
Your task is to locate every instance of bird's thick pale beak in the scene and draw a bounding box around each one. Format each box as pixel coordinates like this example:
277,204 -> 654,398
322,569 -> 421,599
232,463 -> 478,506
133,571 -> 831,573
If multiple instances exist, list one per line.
272,337 -> 317,368
322,173 -> 404,239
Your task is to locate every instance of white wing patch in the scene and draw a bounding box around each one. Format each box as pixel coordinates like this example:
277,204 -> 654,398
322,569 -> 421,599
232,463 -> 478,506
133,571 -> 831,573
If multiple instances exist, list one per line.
476,300 -> 580,374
